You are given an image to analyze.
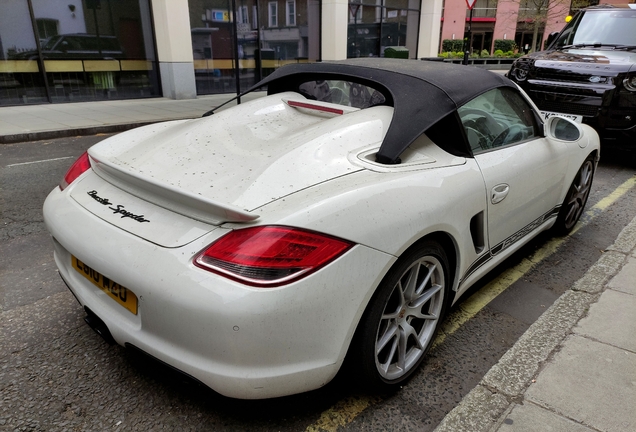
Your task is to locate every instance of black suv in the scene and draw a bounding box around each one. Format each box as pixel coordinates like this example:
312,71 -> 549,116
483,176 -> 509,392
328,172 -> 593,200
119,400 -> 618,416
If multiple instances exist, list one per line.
507,5 -> 636,146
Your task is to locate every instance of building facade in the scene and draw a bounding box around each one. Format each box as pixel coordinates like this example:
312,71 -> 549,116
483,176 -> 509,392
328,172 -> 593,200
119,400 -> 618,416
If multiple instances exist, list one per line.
1,0 -> 624,106
440,0 -> 627,56
0,0 -> 448,106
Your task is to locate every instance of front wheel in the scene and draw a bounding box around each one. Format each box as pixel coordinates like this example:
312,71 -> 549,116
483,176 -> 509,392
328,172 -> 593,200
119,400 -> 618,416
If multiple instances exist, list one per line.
351,241 -> 450,391
553,155 -> 595,235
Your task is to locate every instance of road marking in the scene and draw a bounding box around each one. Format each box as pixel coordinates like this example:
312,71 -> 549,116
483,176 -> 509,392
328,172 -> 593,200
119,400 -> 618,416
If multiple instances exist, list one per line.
6,156 -> 73,167
304,174 -> 636,432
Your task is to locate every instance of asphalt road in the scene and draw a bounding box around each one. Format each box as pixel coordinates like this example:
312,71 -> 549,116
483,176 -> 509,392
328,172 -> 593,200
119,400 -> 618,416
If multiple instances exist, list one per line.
1,136 -> 635,431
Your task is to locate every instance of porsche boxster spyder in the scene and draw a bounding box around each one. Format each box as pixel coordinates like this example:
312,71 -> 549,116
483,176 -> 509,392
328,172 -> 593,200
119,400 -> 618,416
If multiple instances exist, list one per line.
43,59 -> 599,399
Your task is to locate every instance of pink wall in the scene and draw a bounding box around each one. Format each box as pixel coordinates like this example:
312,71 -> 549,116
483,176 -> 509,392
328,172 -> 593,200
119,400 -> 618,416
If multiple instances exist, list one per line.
543,0 -> 570,49
492,0 -> 519,52
440,0 -> 468,51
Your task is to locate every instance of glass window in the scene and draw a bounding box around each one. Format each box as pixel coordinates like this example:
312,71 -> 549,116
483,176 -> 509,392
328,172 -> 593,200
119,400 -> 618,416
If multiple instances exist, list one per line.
458,88 -> 539,153
37,19 -> 60,41
269,2 -> 278,27
1,0 -> 160,106
347,0 -> 420,58
286,1 -> 296,27
190,0 -> 319,96
0,0 -> 47,105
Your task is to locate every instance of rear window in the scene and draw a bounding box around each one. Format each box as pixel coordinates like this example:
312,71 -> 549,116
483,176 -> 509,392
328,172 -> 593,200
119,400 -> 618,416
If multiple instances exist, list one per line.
298,80 -> 387,109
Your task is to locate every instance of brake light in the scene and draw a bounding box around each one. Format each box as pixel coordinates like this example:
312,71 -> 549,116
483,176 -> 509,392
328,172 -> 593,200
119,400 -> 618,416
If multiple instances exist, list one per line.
194,226 -> 353,287
59,151 -> 91,191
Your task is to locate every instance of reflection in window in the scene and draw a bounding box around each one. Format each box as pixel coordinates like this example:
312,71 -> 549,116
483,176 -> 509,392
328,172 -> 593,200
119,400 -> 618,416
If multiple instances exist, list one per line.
36,19 -> 59,42
0,0 -> 159,105
269,2 -> 278,27
347,0 -> 420,58
286,1 -> 296,27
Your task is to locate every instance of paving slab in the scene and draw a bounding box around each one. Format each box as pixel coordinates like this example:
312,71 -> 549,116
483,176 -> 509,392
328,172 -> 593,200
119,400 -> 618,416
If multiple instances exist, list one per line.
574,288 -> 636,352
525,335 -> 636,432
499,402 -> 593,432
607,256 -> 636,296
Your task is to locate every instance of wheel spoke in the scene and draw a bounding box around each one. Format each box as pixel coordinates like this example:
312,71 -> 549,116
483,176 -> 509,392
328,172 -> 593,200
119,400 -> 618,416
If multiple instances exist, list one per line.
410,283 -> 442,309
376,322 -> 399,353
414,263 -> 436,297
382,281 -> 405,320
378,337 -> 399,374
402,264 -> 420,301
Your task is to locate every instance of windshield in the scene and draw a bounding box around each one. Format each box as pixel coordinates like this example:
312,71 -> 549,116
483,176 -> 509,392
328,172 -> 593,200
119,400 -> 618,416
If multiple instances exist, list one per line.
554,9 -> 636,48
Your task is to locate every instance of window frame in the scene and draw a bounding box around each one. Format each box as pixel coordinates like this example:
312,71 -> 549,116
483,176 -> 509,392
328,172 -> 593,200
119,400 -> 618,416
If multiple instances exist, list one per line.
268,1 -> 278,27
286,0 -> 296,26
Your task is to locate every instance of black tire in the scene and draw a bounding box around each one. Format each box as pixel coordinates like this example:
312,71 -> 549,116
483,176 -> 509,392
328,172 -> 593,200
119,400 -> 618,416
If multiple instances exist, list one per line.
553,155 -> 595,236
350,240 -> 451,391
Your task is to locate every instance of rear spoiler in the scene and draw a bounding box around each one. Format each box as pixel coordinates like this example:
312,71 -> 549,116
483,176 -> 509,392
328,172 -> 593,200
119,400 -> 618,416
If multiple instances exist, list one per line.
89,154 -> 259,225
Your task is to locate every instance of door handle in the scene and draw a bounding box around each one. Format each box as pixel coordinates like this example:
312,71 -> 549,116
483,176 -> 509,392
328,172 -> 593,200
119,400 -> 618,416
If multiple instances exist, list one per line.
491,184 -> 509,204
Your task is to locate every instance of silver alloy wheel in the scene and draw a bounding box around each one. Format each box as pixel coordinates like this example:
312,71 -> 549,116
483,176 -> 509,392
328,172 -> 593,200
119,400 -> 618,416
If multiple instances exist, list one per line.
563,160 -> 594,229
374,256 -> 445,380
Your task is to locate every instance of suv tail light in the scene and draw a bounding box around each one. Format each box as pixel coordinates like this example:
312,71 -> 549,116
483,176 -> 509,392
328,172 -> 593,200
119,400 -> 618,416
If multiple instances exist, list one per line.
194,226 -> 353,287
59,151 -> 91,190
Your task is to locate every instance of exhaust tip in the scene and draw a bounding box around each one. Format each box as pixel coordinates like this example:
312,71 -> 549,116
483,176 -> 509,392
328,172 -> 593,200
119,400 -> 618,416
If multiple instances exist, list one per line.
84,307 -> 116,345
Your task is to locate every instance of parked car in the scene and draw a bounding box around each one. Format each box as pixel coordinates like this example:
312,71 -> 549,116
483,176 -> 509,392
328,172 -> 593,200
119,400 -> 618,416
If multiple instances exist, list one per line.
507,4 -> 636,147
11,34 -> 125,60
44,58 -> 599,399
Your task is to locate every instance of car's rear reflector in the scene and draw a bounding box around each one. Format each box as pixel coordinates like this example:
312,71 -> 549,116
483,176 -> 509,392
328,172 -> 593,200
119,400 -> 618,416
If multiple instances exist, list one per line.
60,151 -> 91,191
194,226 -> 353,287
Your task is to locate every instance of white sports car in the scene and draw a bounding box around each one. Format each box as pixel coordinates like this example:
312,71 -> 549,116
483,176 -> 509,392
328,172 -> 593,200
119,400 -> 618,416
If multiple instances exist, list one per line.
43,59 -> 599,399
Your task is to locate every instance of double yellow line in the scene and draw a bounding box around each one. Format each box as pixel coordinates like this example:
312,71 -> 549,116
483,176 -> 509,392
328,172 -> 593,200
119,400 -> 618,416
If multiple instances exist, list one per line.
306,175 -> 636,432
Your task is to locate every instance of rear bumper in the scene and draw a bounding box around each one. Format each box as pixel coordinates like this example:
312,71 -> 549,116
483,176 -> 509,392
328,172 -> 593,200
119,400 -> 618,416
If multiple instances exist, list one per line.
43,185 -> 394,399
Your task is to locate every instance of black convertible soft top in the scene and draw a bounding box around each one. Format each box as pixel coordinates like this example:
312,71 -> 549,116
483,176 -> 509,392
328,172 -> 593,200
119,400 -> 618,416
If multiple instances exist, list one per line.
251,58 -> 517,164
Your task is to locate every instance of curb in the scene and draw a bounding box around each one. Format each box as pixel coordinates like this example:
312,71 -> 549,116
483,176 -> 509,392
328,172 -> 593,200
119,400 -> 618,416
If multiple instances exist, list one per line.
0,121 -> 175,145
434,215 -> 636,432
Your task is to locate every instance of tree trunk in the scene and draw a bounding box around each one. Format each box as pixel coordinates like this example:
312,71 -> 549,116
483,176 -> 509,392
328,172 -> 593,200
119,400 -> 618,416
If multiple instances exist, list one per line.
531,13 -> 541,53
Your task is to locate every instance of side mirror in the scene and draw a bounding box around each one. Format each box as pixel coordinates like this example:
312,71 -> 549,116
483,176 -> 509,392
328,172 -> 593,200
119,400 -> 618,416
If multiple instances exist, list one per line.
545,32 -> 560,49
545,116 -> 582,142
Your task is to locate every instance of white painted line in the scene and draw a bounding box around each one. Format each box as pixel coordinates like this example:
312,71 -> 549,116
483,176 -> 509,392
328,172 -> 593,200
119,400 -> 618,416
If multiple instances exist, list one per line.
6,156 -> 74,167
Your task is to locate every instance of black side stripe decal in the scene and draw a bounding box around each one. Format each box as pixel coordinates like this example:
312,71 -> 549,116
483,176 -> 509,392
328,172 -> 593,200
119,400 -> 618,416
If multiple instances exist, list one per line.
461,205 -> 561,282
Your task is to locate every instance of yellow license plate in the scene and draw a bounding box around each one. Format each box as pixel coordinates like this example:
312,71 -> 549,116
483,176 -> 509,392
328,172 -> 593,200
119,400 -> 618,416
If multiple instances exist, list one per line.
72,256 -> 138,315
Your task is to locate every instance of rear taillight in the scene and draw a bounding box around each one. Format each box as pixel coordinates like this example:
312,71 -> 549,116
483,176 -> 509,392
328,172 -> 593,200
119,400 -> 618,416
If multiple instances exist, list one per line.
59,151 -> 91,191
194,226 -> 353,287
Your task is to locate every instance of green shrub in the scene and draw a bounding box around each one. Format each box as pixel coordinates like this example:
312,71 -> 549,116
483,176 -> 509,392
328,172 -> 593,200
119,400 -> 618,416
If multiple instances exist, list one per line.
442,39 -> 464,53
438,52 -> 449,58
504,51 -> 514,57
493,39 -> 517,53
480,49 -> 490,57
469,53 -> 479,58
494,49 -> 504,58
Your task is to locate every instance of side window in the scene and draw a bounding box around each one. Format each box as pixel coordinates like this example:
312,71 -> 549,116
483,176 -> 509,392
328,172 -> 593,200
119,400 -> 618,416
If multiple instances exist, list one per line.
458,87 -> 539,154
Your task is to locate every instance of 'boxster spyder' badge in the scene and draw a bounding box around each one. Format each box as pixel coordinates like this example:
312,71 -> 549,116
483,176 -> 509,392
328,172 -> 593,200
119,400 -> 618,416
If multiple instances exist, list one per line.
87,190 -> 150,223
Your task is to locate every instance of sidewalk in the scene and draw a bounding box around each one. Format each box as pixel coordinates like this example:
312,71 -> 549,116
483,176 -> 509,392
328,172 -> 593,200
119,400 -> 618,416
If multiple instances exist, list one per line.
435,215 -> 636,432
0,92 -> 263,144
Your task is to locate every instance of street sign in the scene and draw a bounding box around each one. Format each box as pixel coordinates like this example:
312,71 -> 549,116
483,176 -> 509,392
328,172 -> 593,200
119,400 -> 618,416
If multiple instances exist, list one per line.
465,0 -> 477,10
